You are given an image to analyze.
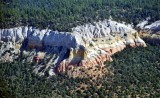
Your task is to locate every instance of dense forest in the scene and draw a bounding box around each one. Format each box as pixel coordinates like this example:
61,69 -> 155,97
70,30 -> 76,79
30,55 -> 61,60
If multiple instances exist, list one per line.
0,0 -> 160,97
0,42 -> 160,97
1,0 -> 160,31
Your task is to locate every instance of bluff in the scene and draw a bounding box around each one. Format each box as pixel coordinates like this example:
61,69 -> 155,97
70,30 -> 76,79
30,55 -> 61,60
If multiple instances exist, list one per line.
0,20 -> 147,76
137,20 -> 160,46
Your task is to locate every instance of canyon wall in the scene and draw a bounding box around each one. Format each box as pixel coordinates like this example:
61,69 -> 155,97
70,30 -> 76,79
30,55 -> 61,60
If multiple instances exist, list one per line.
0,19 -> 147,76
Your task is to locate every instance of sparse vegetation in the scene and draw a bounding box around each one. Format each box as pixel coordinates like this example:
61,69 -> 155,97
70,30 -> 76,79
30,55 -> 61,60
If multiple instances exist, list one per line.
0,43 -> 159,97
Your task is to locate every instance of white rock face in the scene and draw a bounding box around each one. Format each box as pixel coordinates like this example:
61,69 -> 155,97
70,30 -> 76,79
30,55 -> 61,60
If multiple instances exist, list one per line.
0,26 -> 35,43
21,26 -> 29,38
145,20 -> 160,29
0,19 -> 147,76
0,27 -> 24,43
72,19 -> 136,42
43,31 -> 79,48
144,20 -> 160,33
137,20 -> 148,29
0,20 -> 137,48
28,29 -> 47,47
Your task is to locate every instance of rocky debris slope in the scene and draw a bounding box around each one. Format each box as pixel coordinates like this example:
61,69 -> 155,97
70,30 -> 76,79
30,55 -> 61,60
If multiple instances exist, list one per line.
0,19 -> 147,76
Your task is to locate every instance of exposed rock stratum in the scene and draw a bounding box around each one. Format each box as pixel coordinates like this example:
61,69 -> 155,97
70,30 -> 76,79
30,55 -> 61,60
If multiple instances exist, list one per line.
0,20 -> 147,76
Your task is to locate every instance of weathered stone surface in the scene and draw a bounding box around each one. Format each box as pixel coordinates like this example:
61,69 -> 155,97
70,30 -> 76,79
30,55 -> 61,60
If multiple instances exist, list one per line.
137,20 -> 148,29
0,27 -> 24,43
138,20 -> 160,47
0,19 -> 147,76
144,20 -> 160,34
43,31 -> 80,48
28,29 -> 46,48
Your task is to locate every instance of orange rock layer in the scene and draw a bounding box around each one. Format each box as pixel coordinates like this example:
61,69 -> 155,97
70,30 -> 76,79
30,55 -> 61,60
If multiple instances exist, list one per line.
56,42 -> 146,73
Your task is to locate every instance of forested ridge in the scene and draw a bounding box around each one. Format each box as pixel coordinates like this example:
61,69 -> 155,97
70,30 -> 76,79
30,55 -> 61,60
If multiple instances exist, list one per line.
1,0 -> 160,31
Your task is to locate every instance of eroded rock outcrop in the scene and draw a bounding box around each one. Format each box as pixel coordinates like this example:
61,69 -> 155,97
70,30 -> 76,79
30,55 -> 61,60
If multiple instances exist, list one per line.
138,20 -> 160,46
0,19 -> 147,76
138,20 -> 160,34
144,20 -> 160,34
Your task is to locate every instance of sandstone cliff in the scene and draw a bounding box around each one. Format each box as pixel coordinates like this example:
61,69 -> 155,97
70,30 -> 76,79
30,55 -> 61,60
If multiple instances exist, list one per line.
0,19 -> 147,76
